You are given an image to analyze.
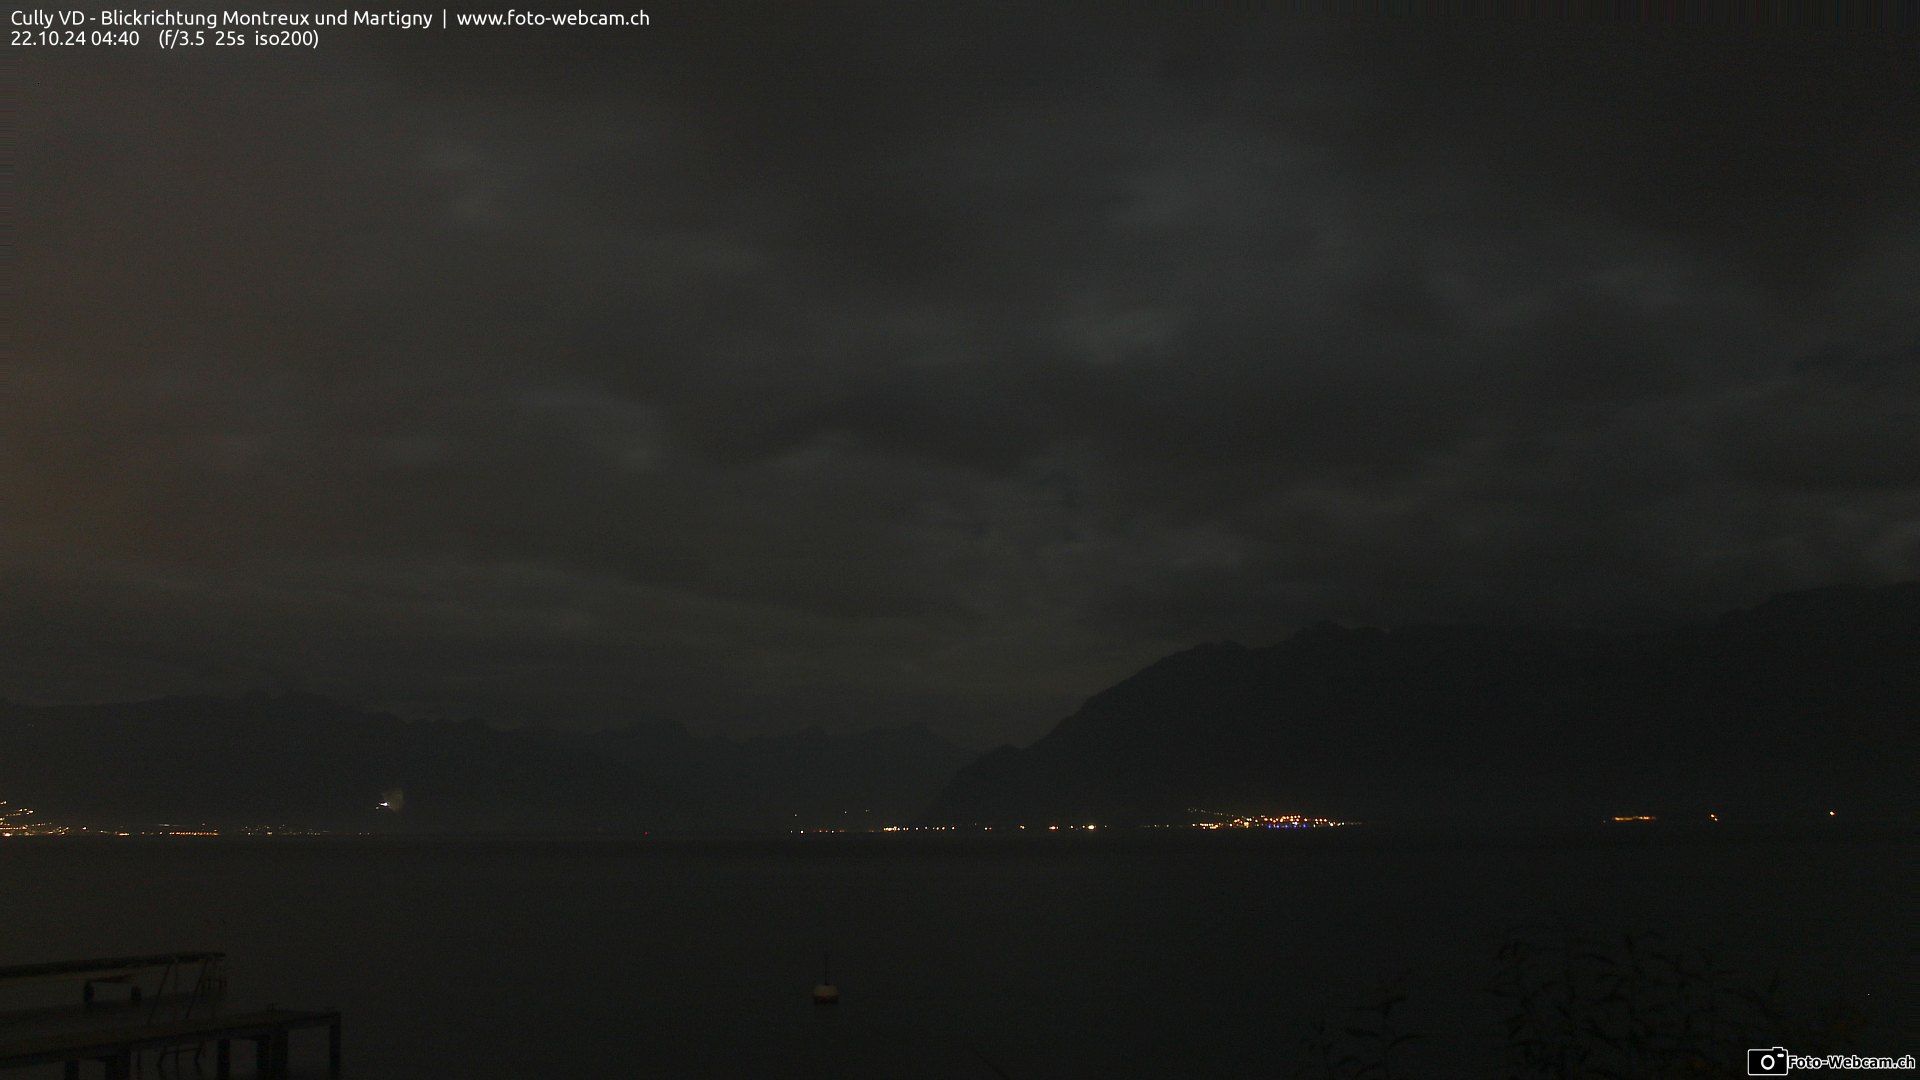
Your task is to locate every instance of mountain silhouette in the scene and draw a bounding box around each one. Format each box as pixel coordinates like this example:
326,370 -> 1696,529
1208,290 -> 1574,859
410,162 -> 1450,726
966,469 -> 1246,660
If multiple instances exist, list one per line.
920,584 -> 1920,826
6,584 -> 1913,833
0,693 -> 970,833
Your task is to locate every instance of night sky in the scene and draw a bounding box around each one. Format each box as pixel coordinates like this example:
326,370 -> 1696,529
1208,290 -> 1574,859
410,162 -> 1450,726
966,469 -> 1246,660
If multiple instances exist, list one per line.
12,6 -> 1918,745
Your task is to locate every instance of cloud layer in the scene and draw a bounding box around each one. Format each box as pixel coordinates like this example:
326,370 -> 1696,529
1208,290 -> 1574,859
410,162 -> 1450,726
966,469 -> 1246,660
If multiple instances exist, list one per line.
12,7 -> 1919,742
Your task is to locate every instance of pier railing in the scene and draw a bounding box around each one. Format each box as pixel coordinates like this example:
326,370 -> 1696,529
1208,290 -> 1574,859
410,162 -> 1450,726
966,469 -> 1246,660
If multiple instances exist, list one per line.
0,1007 -> 340,1078
0,954 -> 338,1078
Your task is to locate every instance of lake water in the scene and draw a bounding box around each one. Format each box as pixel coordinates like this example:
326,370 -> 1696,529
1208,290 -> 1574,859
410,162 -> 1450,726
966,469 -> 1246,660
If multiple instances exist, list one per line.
0,828 -> 1911,1078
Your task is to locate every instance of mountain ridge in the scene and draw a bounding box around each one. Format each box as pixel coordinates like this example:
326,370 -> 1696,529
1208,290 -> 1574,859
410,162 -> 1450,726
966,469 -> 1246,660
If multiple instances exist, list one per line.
0,694 -> 971,833
919,583 -> 1920,826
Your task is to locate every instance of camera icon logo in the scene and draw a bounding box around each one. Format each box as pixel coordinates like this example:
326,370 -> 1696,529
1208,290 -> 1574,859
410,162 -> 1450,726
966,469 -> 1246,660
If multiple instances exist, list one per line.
1747,1047 -> 1791,1075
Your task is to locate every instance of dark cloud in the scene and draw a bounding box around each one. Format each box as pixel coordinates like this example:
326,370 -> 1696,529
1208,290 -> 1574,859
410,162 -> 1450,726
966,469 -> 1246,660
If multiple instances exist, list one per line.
12,6 -> 1918,744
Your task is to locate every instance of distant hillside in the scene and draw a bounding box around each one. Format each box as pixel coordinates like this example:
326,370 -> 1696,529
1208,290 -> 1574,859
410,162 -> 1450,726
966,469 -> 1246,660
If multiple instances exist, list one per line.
921,584 -> 1920,826
0,694 -> 971,833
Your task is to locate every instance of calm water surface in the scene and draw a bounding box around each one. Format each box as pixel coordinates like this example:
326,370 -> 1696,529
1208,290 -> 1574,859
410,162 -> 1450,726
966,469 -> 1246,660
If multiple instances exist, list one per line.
0,829 -> 1911,1078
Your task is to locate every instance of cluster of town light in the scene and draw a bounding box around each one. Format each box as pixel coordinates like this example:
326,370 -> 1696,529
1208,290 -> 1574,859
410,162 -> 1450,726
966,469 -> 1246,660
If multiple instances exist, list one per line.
1611,811 -> 1833,824
67,825 -> 354,837
1189,813 -> 1353,830
0,800 -> 68,837
0,805 -> 363,838
798,816 -> 1365,834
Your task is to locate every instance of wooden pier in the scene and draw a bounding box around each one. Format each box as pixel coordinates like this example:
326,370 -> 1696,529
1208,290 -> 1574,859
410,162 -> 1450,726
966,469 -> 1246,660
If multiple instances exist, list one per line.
0,953 -> 225,1007
0,1007 -> 340,1078
0,953 -> 339,1078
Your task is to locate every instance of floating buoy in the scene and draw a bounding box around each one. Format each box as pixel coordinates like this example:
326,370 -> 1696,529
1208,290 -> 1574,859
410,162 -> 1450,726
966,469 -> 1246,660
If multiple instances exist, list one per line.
812,952 -> 839,1005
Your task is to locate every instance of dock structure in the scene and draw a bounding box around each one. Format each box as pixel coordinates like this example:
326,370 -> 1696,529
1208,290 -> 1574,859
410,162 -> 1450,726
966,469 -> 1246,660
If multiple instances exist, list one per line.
0,953 -> 339,1078
0,953 -> 226,982
0,1007 -> 340,1078
0,953 -> 226,1008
